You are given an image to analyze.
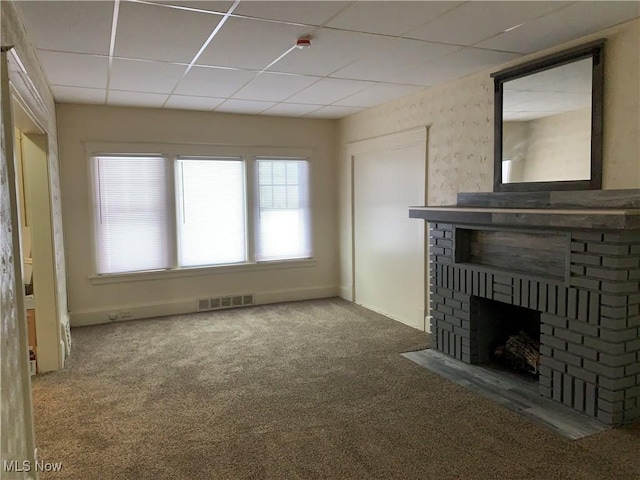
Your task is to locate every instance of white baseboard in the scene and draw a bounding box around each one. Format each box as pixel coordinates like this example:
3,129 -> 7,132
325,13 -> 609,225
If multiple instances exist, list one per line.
339,285 -> 353,301
70,285 -> 340,327
424,315 -> 432,333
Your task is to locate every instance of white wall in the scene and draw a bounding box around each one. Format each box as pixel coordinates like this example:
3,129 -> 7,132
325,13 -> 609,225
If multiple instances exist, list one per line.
57,104 -> 339,325
337,18 -> 640,302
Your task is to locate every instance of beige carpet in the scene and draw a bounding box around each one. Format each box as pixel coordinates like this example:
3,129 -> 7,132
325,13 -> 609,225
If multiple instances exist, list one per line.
32,298 -> 640,479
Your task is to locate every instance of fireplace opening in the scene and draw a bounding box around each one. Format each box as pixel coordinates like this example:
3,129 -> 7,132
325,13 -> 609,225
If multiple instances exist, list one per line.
471,296 -> 541,378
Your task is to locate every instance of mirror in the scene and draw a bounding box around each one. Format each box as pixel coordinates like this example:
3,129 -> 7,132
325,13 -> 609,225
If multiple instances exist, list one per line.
492,40 -> 604,192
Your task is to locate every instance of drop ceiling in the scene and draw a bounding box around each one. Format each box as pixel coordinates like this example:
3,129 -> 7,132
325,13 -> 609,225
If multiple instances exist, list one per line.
14,0 -> 640,119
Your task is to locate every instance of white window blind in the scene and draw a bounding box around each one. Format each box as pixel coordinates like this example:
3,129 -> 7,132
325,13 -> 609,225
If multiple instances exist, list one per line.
255,159 -> 311,261
93,156 -> 172,274
176,157 -> 246,267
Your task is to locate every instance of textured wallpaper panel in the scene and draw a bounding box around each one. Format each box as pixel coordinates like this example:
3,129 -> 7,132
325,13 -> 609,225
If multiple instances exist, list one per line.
341,73 -> 495,206
0,51 -> 31,473
2,1 -> 71,352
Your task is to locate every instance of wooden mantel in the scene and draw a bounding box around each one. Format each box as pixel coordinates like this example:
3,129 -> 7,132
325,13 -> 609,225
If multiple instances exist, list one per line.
409,189 -> 640,230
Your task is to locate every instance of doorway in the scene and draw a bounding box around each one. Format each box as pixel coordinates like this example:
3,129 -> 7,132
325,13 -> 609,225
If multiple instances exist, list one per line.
14,120 -> 62,374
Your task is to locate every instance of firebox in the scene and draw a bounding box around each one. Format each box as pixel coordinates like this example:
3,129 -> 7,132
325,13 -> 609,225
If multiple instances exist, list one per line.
471,297 -> 540,375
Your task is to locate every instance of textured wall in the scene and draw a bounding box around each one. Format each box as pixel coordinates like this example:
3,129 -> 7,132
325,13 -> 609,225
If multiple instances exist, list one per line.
1,50 -> 34,478
2,0 -> 70,357
337,18 -> 640,298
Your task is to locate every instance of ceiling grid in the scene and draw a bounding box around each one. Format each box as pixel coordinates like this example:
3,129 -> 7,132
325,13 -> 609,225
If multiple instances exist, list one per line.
15,0 -> 640,118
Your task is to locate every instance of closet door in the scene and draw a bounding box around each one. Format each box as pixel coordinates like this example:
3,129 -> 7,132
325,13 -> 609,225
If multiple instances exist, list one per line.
353,129 -> 427,330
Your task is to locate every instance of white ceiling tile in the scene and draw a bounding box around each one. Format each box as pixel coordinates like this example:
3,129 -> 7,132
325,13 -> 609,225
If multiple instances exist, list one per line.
504,59 -> 593,94
305,105 -> 365,119
262,103 -> 323,117
154,1 -> 233,13
108,90 -> 169,108
197,16 -> 311,69
110,59 -> 187,94
476,2 -> 640,54
334,84 -> 424,108
232,73 -> 320,102
37,51 -> 109,89
233,1 -> 349,26
331,38 -> 459,82
175,66 -> 256,97
215,99 -> 276,114
405,2 -> 569,47
327,1 -> 463,36
393,48 -> 521,87
286,78 -> 377,105
15,1 -> 113,55
269,28 -> 392,77
51,85 -> 106,104
114,1 -> 222,63
164,95 -> 224,110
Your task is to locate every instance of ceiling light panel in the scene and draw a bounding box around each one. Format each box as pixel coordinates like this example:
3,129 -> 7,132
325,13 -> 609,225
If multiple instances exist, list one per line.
326,1 -> 463,37
164,95 -> 225,110
114,1 -> 223,63
51,85 -> 107,105
37,51 -> 109,89
476,1 -> 640,54
331,38 -> 459,83
15,1 -> 114,55
109,59 -> 188,93
405,1 -> 568,47
334,84 -> 424,108
108,90 -> 169,107
197,17 -> 311,70
174,66 -> 256,98
215,99 -> 276,114
286,78 -> 377,105
232,73 -> 320,102
233,1 -> 349,26
268,28 -> 391,77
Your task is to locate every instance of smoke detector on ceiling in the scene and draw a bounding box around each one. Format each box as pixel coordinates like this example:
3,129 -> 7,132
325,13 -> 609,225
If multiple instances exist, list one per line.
295,37 -> 311,49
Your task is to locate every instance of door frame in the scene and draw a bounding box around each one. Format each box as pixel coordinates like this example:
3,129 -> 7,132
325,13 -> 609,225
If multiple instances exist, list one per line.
347,127 -> 429,329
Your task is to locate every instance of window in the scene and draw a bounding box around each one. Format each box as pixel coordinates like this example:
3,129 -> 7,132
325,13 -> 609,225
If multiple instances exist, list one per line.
93,156 -> 172,274
91,152 -> 312,276
176,157 -> 246,267
256,159 -> 311,261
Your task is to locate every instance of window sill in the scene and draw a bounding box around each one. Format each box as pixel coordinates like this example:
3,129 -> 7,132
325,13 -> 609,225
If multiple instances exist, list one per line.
89,258 -> 316,285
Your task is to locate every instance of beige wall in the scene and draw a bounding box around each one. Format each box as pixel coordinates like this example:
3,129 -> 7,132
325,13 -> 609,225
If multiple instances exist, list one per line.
503,108 -> 592,183
57,104 -> 339,325
523,108 -> 592,182
337,18 -> 640,301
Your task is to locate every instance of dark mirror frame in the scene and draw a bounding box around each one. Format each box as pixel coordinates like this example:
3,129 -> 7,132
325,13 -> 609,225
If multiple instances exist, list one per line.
491,39 -> 605,192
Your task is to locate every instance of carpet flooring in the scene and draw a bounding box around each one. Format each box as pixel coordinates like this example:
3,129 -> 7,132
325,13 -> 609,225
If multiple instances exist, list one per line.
32,298 -> 640,479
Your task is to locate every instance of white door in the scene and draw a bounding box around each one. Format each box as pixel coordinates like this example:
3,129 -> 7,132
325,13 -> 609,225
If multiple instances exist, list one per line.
352,129 -> 427,330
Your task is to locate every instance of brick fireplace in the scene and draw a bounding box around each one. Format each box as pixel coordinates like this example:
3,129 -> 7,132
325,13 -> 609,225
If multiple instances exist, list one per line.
410,190 -> 640,426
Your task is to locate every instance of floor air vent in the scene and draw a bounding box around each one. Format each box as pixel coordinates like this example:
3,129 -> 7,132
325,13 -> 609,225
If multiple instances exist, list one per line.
197,294 -> 254,311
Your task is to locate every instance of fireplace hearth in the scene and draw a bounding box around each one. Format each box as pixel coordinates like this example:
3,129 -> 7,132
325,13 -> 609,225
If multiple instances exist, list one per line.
410,189 -> 640,426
